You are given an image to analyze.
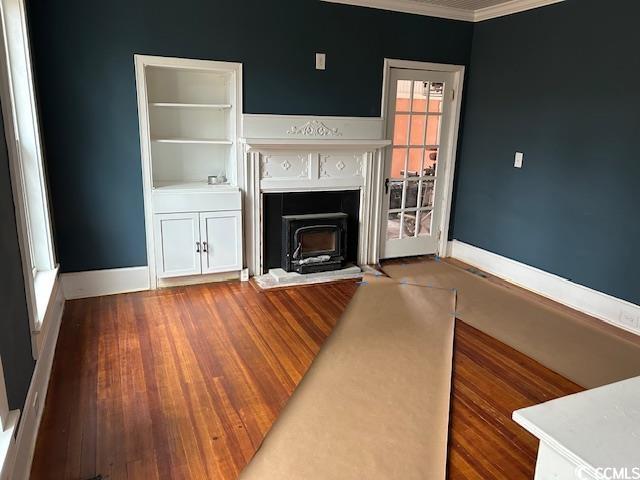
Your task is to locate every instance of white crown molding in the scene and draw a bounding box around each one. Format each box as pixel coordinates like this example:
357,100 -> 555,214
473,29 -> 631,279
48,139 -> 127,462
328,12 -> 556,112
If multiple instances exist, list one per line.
473,0 -> 565,21
321,0 -> 565,22
447,240 -> 640,336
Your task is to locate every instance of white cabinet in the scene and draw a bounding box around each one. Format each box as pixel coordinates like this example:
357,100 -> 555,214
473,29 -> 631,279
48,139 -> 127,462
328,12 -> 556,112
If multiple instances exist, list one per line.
136,56 -> 245,287
154,210 -> 242,279
154,213 -> 201,278
200,211 -> 242,273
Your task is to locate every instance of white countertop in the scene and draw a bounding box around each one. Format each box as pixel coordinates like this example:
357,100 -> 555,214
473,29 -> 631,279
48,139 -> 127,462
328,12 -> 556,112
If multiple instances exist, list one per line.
513,376 -> 640,474
153,181 -> 240,193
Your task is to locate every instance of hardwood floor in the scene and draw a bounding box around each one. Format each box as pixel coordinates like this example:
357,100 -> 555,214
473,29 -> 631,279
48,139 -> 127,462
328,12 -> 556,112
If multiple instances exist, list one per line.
31,279 -> 582,480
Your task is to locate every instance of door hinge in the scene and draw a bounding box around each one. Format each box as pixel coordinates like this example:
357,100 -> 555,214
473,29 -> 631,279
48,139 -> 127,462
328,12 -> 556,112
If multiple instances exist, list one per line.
437,230 -> 442,241
451,89 -> 455,102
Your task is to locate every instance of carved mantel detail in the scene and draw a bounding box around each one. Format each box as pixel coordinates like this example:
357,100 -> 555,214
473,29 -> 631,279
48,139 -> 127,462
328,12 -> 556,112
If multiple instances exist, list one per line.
261,154 -> 309,179
319,154 -> 364,178
286,120 -> 342,137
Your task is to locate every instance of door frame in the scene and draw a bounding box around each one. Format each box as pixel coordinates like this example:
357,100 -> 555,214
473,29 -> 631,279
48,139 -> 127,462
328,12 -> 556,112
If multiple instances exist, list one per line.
377,58 -> 465,259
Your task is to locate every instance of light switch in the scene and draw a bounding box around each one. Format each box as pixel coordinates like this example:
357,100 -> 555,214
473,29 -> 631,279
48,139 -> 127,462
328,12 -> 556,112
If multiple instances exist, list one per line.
514,152 -> 524,168
315,53 -> 326,70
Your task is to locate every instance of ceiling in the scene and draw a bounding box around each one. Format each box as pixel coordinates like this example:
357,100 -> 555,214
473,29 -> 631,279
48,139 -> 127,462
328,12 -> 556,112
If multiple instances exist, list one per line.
415,0 -> 522,9
322,0 -> 565,22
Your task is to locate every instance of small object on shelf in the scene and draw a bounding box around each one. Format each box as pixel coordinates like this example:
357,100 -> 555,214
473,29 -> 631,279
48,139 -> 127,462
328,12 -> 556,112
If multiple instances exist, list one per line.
208,175 -> 227,185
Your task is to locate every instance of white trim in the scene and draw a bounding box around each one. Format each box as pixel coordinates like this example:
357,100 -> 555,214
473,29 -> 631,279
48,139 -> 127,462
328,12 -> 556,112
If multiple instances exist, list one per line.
241,138 -> 390,151
448,240 -> 640,336
61,266 -> 150,300
34,275 -> 65,358
244,146 -> 384,276
0,0 -> 58,361
0,0 -> 55,273
135,54 -> 243,290
33,266 -> 58,328
380,59 -> 465,259
0,359 -> 7,430
157,270 -> 240,288
134,55 -> 156,289
243,114 -> 384,141
0,0 -> 38,358
321,0 -> 564,22
0,409 -> 18,480
6,277 -> 64,480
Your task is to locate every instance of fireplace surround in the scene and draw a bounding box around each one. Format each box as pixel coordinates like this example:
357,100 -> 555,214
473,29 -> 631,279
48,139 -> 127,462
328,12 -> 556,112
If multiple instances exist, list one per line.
241,115 -> 392,276
263,190 -> 359,272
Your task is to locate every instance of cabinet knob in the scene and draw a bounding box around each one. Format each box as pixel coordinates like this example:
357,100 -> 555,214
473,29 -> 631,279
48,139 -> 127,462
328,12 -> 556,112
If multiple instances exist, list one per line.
202,241 -> 208,253
196,241 -> 201,253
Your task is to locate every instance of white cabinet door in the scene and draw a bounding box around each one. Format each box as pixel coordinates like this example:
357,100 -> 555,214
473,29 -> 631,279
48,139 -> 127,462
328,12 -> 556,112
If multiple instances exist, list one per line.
200,210 -> 242,274
154,213 -> 202,278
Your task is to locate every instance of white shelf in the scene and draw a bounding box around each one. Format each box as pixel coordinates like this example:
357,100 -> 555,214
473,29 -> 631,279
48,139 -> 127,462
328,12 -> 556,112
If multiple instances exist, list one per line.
150,102 -> 232,109
152,137 -> 233,145
153,181 -> 236,192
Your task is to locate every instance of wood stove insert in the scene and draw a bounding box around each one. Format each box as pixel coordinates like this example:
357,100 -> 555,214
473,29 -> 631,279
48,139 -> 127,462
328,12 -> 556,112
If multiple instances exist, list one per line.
282,213 -> 348,274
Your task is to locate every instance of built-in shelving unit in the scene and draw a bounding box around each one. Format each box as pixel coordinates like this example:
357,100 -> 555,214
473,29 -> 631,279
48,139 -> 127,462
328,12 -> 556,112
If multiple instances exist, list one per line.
135,55 -> 244,288
143,60 -> 241,189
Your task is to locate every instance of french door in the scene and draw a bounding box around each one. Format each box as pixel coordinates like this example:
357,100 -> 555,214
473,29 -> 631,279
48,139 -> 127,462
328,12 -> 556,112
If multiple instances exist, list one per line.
380,68 -> 455,259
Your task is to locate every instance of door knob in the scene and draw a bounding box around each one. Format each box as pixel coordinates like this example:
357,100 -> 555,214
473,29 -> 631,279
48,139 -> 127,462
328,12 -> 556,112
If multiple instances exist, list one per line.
385,178 -> 390,194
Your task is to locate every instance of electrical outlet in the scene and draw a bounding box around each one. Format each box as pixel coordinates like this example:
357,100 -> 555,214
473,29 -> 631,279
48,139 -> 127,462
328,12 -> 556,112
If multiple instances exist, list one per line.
618,310 -> 640,330
315,53 -> 326,70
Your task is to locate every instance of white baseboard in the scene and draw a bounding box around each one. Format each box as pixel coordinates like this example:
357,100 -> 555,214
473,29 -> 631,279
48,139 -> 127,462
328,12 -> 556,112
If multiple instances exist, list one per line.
157,270 -> 239,288
61,266 -> 150,299
448,240 -> 640,336
7,276 -> 65,480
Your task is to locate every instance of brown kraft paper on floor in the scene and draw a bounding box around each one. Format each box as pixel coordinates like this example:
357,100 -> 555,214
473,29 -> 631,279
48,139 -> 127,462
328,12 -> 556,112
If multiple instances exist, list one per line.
239,274 -> 456,480
381,259 -> 640,389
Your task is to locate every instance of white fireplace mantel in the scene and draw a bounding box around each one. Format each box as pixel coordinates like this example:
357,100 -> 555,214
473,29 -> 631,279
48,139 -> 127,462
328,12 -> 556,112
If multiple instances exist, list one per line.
241,138 -> 391,151
241,114 -> 391,276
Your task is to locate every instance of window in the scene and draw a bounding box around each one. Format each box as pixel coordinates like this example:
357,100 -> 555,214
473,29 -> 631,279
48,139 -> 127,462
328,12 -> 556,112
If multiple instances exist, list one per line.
0,0 -> 56,333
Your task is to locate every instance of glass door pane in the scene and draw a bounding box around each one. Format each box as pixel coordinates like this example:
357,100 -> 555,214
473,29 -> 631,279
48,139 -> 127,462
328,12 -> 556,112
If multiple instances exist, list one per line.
386,77 -> 445,241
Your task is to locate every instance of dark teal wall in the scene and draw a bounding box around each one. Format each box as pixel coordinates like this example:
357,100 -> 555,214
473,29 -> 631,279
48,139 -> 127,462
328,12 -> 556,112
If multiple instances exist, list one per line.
26,0 -> 473,273
452,0 -> 640,304
0,103 -> 36,411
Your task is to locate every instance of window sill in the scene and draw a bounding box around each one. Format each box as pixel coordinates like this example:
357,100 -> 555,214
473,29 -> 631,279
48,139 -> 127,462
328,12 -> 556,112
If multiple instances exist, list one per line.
33,266 -> 59,330
0,410 -> 19,478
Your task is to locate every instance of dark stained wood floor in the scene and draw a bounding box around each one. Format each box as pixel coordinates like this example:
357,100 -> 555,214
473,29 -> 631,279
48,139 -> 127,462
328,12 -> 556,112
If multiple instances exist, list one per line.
31,279 -> 582,480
